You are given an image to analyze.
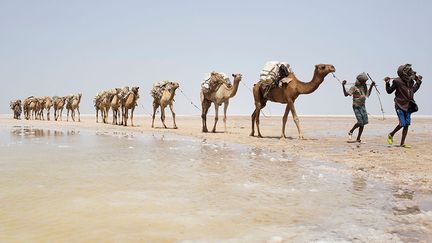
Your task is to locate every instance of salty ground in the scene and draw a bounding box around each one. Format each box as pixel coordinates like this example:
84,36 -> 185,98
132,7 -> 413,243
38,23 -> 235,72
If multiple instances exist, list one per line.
0,114 -> 431,242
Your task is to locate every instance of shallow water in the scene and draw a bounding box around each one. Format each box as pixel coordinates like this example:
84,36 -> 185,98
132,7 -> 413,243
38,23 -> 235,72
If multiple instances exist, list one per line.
0,126 -> 431,242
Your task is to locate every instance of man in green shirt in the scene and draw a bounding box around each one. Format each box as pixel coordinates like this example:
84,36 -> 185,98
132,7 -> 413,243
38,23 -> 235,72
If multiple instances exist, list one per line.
342,72 -> 375,143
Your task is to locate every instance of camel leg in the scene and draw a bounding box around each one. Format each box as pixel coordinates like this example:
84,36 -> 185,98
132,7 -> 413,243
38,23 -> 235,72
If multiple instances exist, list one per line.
124,108 -> 128,126
250,108 -> 258,136
161,106 -> 167,128
72,109 -> 76,122
211,103 -> 219,133
96,108 -> 99,123
112,109 -> 116,125
169,103 -> 177,129
67,109 -> 69,122
201,100 -> 211,133
54,109 -> 57,121
77,108 -> 80,122
281,104 -> 291,139
40,110 -> 44,120
59,108 -> 63,121
131,106 -> 135,127
256,108 -> 263,138
151,103 -> 158,128
223,101 -> 229,133
47,110 -> 50,121
290,103 -> 304,139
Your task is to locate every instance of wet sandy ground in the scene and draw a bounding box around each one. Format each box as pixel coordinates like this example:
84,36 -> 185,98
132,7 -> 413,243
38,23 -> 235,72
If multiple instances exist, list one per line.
0,115 -> 431,241
2,114 -> 430,191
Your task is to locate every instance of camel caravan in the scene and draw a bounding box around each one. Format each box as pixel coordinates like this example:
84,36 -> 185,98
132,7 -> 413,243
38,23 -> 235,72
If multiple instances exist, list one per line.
10,94 -> 82,122
94,86 -> 140,126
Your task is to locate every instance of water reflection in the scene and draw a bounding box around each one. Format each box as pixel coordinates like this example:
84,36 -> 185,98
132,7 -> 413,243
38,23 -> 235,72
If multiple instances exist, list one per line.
0,126 -> 431,242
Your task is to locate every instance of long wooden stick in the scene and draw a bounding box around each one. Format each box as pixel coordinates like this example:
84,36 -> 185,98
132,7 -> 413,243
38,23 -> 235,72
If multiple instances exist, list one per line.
367,73 -> 385,120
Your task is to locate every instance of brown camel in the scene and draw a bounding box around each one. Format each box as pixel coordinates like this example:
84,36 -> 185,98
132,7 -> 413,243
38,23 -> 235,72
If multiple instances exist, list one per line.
250,64 -> 336,139
53,96 -> 68,121
122,86 -> 139,126
66,93 -> 82,122
151,82 -> 179,129
10,100 -> 22,119
201,73 -> 242,133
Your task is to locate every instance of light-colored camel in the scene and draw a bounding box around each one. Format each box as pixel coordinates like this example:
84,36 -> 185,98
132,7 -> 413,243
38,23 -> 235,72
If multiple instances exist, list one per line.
110,88 -> 123,125
53,96 -> 68,121
23,96 -> 40,120
250,64 -> 336,139
66,93 -> 82,122
10,100 -> 22,119
122,86 -> 139,126
201,73 -> 242,133
39,96 -> 53,121
151,82 -> 179,129
94,92 -> 111,123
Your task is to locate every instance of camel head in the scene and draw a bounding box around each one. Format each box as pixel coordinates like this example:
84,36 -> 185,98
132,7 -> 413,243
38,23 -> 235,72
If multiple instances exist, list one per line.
314,64 -> 336,78
131,86 -> 139,95
167,82 -> 179,91
232,73 -> 242,82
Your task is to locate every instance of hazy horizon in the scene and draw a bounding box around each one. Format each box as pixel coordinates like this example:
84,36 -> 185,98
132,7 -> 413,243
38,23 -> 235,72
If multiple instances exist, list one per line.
1,0 -> 431,117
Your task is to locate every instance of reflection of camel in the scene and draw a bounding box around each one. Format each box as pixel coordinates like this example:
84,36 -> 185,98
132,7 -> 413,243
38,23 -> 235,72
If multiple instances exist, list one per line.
201,73 -> 242,133
151,82 -> 179,129
10,100 -> 22,119
122,86 -> 139,126
66,93 -> 82,122
53,96 -> 67,121
251,64 -> 336,139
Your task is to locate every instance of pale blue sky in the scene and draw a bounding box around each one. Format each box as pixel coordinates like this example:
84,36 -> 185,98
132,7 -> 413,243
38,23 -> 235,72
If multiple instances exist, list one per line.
1,0 -> 431,116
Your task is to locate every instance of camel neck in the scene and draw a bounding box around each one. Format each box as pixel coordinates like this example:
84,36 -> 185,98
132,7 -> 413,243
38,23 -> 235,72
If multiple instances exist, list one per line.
227,79 -> 241,98
296,72 -> 325,94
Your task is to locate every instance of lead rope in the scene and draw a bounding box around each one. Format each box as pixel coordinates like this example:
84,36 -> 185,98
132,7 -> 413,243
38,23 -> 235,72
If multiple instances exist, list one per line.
178,87 -> 201,112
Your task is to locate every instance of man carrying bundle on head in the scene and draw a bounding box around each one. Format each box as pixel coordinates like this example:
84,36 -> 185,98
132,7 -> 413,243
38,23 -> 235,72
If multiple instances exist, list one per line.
342,72 -> 375,143
385,64 -> 422,148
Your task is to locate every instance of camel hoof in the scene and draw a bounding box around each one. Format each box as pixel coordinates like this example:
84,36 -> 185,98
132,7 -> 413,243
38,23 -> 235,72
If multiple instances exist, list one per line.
202,128 -> 208,133
299,136 -> 305,140
173,126 -> 178,129
257,134 -> 263,138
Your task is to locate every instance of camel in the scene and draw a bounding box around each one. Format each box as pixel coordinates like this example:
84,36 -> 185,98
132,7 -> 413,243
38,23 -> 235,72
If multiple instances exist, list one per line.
39,96 -> 53,121
201,73 -> 242,133
122,86 -> 139,126
66,93 -> 82,122
10,100 -> 22,119
250,64 -> 336,139
53,96 -> 68,121
23,96 -> 40,120
151,82 -> 179,129
94,92 -> 111,123
110,88 -> 125,125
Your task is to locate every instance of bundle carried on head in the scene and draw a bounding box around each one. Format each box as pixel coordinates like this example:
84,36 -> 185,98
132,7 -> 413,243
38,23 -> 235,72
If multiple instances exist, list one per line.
201,72 -> 231,94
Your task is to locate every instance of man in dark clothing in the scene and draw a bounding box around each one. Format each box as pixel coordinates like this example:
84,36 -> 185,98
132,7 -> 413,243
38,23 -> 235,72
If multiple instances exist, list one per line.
385,64 -> 422,148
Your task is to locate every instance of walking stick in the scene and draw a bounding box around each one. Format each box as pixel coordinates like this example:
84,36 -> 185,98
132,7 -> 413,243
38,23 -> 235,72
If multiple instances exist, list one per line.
366,73 -> 385,120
